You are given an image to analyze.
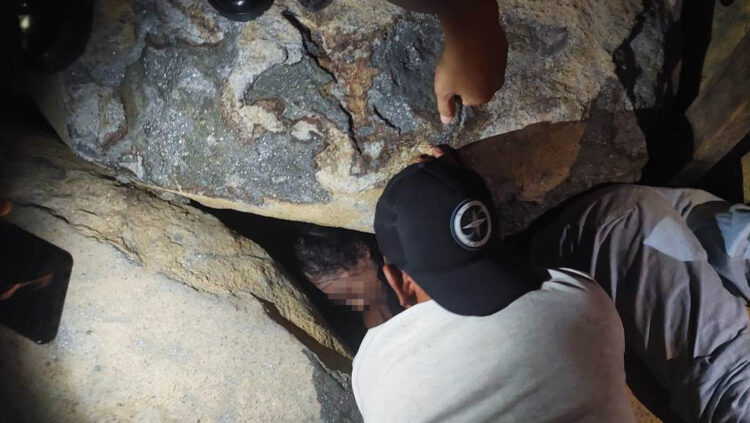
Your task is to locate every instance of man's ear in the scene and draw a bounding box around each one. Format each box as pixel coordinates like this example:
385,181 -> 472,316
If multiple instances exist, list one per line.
383,264 -> 418,308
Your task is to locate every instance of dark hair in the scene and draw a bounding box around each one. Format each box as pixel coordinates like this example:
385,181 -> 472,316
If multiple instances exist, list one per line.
292,227 -> 379,280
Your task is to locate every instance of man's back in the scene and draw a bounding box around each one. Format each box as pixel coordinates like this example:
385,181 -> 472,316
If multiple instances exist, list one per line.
353,269 -> 635,423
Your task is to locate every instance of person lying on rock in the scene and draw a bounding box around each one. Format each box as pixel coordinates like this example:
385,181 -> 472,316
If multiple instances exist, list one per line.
292,227 -> 402,330
353,156 -> 637,422
209,0 -> 507,124
354,149 -> 750,421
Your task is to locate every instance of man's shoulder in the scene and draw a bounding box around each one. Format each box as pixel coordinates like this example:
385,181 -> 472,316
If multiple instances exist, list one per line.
538,268 -> 616,309
355,269 -> 615,362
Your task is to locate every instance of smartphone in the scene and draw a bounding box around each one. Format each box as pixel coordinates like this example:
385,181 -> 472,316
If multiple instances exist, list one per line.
0,220 -> 73,344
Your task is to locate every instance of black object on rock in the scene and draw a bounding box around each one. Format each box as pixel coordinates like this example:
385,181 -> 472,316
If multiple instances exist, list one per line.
208,0 -> 275,21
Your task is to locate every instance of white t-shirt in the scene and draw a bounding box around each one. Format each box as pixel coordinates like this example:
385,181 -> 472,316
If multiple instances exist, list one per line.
352,269 -> 635,423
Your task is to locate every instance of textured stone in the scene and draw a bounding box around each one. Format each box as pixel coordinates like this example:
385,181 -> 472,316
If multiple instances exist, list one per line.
29,0 -> 680,232
0,207 -> 360,423
0,125 -> 351,365
672,1 -> 750,184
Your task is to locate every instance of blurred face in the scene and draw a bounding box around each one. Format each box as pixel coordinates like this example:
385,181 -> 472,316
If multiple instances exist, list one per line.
308,256 -> 387,311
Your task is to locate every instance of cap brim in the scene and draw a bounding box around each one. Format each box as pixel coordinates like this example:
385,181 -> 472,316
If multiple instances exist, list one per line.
410,252 -> 543,316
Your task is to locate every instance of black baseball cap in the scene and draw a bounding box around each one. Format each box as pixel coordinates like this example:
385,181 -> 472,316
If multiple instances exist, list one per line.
374,159 -> 538,316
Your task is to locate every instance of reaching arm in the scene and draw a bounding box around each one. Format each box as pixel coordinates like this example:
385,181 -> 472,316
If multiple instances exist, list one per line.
386,0 -> 508,123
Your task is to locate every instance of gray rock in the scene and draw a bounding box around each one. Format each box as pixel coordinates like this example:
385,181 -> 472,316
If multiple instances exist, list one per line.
368,15 -> 443,135
29,0 -> 680,232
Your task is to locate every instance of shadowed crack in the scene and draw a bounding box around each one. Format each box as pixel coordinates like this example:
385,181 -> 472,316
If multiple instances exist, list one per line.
302,349 -> 363,423
373,104 -> 401,134
281,11 -> 334,80
339,104 -> 364,157
251,294 -> 352,374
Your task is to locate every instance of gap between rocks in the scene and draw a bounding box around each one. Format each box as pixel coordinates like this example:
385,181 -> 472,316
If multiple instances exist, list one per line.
192,201 -> 376,355
280,10 -> 365,158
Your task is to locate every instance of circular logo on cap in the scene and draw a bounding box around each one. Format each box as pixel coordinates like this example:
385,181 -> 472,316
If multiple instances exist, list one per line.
451,200 -> 492,250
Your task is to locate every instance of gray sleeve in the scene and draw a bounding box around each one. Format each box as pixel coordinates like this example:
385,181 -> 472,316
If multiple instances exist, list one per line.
653,187 -> 750,301
530,185 -> 750,422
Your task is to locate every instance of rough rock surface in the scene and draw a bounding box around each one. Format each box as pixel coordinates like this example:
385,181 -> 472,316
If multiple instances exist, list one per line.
0,126 -> 351,365
0,208 -> 361,422
459,91 -> 648,234
31,0 -> 680,231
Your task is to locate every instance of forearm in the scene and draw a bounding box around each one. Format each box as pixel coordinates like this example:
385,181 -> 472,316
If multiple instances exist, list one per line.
387,0 -> 501,52
437,0 -> 500,44
389,0 -> 506,119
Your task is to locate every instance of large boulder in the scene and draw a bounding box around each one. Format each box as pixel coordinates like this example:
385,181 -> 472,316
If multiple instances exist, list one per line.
0,125 -> 351,364
29,0 -> 679,231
